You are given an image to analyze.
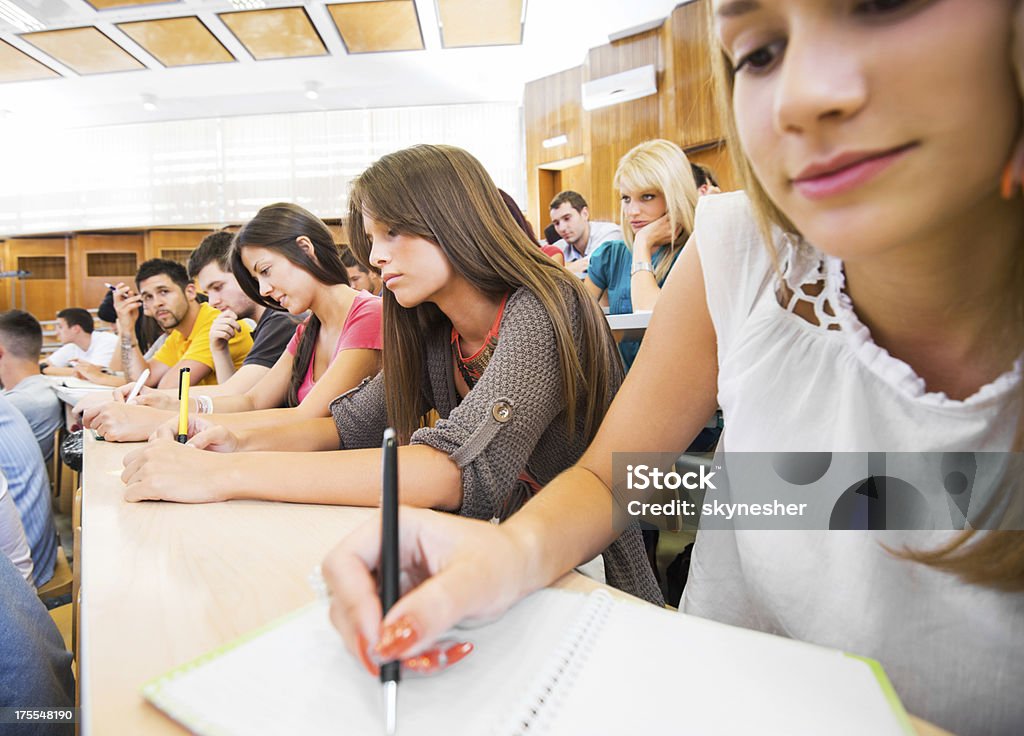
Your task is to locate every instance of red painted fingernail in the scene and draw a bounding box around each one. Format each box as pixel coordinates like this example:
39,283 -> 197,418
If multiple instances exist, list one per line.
375,615 -> 419,660
356,633 -> 380,676
403,641 -> 474,674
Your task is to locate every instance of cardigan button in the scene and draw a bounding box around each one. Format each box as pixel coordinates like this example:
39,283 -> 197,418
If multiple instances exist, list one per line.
491,401 -> 513,423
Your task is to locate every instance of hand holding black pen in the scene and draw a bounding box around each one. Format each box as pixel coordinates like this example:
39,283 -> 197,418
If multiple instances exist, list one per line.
380,428 -> 400,735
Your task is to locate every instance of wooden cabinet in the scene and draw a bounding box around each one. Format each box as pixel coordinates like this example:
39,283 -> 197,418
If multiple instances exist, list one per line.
70,233 -> 145,310
4,237 -> 71,319
145,230 -> 215,270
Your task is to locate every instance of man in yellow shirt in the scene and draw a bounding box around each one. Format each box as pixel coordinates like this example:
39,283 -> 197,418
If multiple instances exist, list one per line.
113,259 -> 252,388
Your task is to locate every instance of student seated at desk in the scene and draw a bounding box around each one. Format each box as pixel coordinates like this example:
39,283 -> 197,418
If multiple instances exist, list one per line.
320,3 -> 1024,734
585,139 -> 697,370
0,553 -> 74,735
112,258 -> 253,389
40,307 -> 118,376
0,310 -> 62,462
120,144 -> 661,606
0,394 -> 58,588
0,470 -> 34,584
82,205 -> 381,442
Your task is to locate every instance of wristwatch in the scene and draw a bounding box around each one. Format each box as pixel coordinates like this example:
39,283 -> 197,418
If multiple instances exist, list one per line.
631,261 -> 654,276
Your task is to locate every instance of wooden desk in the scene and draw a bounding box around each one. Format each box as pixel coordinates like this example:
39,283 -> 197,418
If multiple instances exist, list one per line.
79,434 -> 380,735
78,434 -> 949,736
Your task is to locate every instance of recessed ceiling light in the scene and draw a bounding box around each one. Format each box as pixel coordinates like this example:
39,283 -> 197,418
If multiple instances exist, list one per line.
141,94 -> 157,112
304,81 -> 320,101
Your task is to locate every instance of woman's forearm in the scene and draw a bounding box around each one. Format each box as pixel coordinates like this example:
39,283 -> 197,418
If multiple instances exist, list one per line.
209,392 -> 258,414
502,465 -> 619,598
232,415 -> 343,452
215,444 -> 462,508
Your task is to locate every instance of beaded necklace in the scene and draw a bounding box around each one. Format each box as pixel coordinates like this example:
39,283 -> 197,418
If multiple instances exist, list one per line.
451,293 -> 509,389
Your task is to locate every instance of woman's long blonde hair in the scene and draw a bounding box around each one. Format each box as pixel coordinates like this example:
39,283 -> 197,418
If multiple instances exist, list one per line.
708,2 -> 1024,590
615,139 -> 699,282
347,144 -> 621,444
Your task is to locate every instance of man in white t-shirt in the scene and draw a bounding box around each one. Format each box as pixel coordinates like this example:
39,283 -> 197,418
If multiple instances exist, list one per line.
548,190 -> 623,277
41,307 -> 118,375
0,310 -> 62,462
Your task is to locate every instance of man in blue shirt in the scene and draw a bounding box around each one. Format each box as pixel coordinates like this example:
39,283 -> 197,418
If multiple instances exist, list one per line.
0,393 -> 58,587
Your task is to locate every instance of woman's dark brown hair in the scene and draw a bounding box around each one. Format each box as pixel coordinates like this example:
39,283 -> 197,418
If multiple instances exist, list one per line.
230,202 -> 349,408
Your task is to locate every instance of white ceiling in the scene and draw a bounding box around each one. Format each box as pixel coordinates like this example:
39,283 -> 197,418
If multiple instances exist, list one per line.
0,0 -> 682,130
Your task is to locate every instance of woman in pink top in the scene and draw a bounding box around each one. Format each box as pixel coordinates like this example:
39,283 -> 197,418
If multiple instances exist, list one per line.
134,203 -> 382,437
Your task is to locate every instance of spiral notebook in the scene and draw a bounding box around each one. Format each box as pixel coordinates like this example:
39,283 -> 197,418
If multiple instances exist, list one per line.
142,588 -> 912,735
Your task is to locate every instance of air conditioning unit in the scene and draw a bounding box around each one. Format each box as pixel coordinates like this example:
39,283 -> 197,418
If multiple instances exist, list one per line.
580,64 -> 657,111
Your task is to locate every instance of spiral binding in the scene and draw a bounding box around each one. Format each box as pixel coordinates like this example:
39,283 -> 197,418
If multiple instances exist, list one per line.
502,590 -> 615,735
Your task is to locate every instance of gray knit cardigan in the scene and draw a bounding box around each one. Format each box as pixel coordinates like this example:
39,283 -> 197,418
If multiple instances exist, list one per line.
328,286 -> 664,606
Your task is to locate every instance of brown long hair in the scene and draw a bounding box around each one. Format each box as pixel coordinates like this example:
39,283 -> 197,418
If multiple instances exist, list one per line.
708,2 -> 1024,589
347,144 -> 620,443
230,203 -> 350,408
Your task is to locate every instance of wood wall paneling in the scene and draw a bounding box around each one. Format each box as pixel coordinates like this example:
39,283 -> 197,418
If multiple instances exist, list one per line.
687,141 -> 738,194
0,240 -> 8,311
667,0 -> 722,149
144,230 -> 213,263
583,29 -> 662,222
524,67 -> 585,231
71,233 -> 145,309
522,1 -> 725,229
6,237 -> 70,319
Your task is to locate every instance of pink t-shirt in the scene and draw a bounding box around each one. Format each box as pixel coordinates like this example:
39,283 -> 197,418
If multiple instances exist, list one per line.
286,291 -> 383,404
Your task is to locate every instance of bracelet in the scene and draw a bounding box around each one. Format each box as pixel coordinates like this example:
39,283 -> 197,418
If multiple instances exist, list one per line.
195,395 -> 214,415
631,261 -> 654,276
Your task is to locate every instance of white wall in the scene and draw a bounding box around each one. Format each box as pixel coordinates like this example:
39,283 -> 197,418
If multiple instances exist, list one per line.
0,102 -> 524,235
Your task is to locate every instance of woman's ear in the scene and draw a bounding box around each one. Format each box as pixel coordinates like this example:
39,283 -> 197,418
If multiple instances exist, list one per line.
296,236 -> 319,264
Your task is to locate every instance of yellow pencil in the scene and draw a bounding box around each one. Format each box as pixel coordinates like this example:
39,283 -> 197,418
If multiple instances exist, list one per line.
177,367 -> 191,444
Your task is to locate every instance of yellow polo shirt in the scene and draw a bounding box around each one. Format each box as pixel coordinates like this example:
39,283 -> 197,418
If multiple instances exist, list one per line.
152,302 -> 253,386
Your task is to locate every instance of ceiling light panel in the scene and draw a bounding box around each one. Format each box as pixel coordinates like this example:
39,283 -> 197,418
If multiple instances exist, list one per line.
116,17 -> 235,67
21,27 -> 144,75
327,1 -> 424,54
0,39 -> 58,83
219,7 -> 327,61
437,0 -> 522,48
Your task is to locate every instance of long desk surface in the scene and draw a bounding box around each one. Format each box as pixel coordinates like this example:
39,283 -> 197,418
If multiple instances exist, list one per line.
79,434 -> 951,736
78,434 -> 604,735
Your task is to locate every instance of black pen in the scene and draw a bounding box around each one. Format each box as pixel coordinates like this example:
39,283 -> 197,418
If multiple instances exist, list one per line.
380,428 -> 400,735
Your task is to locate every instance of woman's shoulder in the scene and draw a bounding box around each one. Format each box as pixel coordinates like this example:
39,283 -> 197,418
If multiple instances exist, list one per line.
694,190 -> 778,280
589,237 -> 629,265
348,290 -> 383,317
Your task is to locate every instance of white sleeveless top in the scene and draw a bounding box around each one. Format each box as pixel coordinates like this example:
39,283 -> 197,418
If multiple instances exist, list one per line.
681,191 -> 1023,735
